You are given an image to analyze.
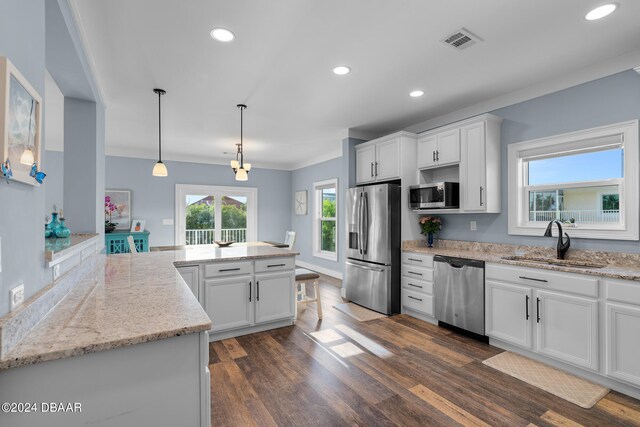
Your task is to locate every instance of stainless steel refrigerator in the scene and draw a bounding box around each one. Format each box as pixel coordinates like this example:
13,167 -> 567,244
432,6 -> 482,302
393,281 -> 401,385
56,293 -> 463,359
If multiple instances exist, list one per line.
345,183 -> 400,315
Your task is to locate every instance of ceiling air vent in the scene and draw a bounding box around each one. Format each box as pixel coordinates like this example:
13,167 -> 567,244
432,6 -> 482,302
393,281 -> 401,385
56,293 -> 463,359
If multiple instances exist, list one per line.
441,28 -> 483,51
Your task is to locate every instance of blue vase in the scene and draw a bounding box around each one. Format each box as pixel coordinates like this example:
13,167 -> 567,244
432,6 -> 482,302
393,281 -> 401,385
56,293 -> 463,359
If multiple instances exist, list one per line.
48,212 -> 61,238
54,218 -> 71,238
427,232 -> 434,248
45,222 -> 54,238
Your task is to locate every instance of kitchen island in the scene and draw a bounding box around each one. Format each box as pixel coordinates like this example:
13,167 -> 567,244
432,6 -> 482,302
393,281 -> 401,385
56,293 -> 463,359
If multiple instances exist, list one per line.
0,243 -> 296,427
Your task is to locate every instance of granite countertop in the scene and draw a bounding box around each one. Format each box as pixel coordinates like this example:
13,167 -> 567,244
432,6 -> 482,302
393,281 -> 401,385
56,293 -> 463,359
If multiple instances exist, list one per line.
403,245 -> 640,282
0,244 -> 297,370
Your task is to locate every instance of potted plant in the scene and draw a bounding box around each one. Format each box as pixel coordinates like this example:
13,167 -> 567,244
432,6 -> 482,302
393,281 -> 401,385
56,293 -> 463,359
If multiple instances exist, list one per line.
105,196 -> 118,233
419,216 -> 442,248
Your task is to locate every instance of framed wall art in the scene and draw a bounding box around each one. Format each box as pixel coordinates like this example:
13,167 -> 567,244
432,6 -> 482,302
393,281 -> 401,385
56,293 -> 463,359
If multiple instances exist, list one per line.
105,189 -> 131,230
295,190 -> 307,215
0,57 -> 43,186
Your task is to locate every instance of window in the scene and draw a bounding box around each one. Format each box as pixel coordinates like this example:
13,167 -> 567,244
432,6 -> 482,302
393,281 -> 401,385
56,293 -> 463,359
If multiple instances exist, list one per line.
508,120 -> 638,240
175,184 -> 257,245
313,179 -> 338,260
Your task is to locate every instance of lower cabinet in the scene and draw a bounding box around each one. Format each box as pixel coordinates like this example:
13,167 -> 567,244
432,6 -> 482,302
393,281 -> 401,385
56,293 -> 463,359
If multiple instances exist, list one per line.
606,303 -> 640,387
177,265 -> 200,299
255,271 -> 295,324
486,280 -> 533,349
536,290 -> 598,371
204,276 -> 254,332
485,275 -> 599,371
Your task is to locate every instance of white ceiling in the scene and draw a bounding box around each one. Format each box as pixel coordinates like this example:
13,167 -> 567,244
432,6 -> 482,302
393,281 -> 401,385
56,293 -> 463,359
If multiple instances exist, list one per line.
70,0 -> 640,170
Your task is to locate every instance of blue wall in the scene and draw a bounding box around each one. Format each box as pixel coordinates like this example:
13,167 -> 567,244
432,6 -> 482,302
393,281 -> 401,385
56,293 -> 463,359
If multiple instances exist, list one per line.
0,0 -> 47,316
104,156 -> 292,247
45,150 -> 64,212
291,156 -> 345,275
432,70 -> 640,253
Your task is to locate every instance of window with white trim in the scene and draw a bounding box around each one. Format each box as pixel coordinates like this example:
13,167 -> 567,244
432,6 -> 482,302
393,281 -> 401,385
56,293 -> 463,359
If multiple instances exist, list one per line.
508,120 -> 639,240
313,179 -> 338,261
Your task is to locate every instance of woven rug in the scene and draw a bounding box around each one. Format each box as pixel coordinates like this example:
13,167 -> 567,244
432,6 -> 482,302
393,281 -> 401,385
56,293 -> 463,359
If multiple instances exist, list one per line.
483,351 -> 609,409
333,303 -> 387,322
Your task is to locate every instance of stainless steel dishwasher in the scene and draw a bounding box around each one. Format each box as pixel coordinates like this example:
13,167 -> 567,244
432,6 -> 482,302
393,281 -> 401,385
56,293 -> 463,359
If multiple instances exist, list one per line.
434,255 -> 485,336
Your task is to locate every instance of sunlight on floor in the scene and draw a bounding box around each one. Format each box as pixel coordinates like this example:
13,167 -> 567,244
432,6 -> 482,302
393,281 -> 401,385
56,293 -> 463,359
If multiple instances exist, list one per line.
335,324 -> 393,358
330,342 -> 364,358
309,329 -> 343,344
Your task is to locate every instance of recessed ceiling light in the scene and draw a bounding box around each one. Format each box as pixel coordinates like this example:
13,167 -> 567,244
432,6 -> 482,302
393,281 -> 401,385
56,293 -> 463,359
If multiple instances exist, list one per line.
585,3 -> 617,20
410,90 -> 424,98
333,66 -> 351,75
210,28 -> 235,42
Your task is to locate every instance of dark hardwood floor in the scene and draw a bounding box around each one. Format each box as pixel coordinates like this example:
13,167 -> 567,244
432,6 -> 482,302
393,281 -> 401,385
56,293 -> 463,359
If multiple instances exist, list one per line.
209,275 -> 640,426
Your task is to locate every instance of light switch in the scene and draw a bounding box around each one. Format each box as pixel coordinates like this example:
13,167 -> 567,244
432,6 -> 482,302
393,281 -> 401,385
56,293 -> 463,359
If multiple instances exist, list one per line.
163,219 -> 174,225
470,221 -> 477,231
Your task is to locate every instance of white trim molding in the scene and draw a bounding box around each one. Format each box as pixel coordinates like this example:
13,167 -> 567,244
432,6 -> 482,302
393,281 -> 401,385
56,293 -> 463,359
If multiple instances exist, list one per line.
508,120 -> 639,240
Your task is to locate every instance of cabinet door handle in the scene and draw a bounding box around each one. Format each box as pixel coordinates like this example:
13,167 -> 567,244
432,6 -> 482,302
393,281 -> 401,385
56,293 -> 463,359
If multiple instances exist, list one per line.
536,297 -> 541,323
525,295 -> 530,320
219,267 -> 241,272
519,276 -> 548,283
480,186 -> 484,206
407,271 -> 423,277
432,151 -> 436,162
257,281 -> 260,301
375,162 -> 378,176
436,150 -> 439,161
407,283 -> 423,289
370,162 -> 374,177
407,258 -> 423,262
267,263 -> 286,268
408,295 -> 423,302
249,281 -> 252,302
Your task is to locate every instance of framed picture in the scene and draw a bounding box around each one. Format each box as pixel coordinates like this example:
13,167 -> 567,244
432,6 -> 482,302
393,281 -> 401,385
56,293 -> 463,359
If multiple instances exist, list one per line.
0,57 -> 42,186
295,190 -> 307,215
105,189 -> 131,230
130,219 -> 146,233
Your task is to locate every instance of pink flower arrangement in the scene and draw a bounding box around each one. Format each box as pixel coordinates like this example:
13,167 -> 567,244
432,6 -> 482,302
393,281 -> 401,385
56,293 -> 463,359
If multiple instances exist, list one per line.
419,216 -> 442,235
105,196 -> 118,225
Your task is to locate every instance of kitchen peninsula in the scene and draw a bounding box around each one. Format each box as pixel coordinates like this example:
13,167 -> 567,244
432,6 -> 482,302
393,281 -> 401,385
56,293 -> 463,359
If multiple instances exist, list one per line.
0,243 -> 297,427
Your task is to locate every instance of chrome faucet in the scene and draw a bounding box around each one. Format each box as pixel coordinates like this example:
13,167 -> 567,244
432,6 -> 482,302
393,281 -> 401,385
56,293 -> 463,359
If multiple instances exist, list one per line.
544,220 -> 571,259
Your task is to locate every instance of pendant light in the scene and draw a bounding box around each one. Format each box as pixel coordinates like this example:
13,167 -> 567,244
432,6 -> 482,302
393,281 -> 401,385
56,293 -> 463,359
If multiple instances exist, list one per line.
230,104 -> 251,181
152,88 -> 168,177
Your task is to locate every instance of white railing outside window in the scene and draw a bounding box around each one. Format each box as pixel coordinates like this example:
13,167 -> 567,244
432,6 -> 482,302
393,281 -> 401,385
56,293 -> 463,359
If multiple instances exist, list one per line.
528,210 -> 620,223
186,228 -> 247,245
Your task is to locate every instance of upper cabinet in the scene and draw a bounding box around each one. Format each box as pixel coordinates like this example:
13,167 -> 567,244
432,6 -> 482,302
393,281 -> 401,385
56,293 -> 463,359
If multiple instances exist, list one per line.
355,132 -> 416,185
416,114 -> 502,213
417,129 -> 460,169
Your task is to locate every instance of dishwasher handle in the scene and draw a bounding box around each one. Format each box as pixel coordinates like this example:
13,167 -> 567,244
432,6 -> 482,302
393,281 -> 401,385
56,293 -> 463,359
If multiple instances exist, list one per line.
434,255 -> 485,270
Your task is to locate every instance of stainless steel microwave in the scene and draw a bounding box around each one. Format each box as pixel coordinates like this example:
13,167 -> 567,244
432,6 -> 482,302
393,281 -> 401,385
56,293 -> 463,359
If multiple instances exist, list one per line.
409,182 -> 460,209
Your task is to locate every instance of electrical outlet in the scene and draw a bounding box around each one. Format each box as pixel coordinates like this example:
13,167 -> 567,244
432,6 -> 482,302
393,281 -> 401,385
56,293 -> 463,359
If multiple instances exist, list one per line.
10,284 -> 24,311
163,219 -> 174,225
470,221 -> 477,231
53,264 -> 61,280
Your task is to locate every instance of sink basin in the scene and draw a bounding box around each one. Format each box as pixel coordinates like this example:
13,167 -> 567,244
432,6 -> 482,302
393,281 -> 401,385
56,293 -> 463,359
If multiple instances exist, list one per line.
501,255 -> 606,269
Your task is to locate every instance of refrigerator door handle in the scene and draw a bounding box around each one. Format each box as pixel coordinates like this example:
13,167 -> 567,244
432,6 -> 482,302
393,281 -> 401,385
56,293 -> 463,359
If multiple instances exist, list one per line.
357,192 -> 363,254
362,191 -> 369,255
346,261 -> 385,273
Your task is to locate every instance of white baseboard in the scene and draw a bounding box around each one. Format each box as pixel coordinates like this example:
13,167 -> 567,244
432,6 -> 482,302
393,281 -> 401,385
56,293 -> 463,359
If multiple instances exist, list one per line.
295,260 -> 343,280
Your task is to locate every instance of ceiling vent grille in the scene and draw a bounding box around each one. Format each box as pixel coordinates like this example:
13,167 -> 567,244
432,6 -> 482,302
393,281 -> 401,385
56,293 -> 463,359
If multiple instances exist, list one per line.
441,28 -> 483,51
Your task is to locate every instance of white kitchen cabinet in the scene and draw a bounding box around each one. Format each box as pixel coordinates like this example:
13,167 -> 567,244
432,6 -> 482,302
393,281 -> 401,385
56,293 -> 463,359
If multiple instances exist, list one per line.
536,290 -> 599,371
255,271 -> 295,324
486,280 -> 533,349
356,144 -> 376,184
401,251 -> 435,320
461,122 -> 486,211
204,276 -> 254,332
177,265 -> 199,299
417,130 -> 460,169
355,132 -> 416,185
606,303 -> 640,387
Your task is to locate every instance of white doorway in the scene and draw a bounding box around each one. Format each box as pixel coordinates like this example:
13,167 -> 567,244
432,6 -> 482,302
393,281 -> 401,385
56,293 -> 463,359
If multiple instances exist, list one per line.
175,184 -> 258,245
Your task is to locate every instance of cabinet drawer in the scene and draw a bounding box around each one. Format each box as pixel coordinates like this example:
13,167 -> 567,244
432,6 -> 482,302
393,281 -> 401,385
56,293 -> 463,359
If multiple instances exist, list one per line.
255,257 -> 295,273
402,265 -> 433,282
402,252 -> 434,268
402,289 -> 434,316
402,276 -> 433,294
486,263 -> 598,298
204,261 -> 252,278
606,279 -> 640,305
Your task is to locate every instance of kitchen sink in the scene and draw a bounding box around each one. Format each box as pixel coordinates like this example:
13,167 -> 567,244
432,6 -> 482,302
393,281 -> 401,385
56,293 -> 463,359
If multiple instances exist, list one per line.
500,255 -> 606,269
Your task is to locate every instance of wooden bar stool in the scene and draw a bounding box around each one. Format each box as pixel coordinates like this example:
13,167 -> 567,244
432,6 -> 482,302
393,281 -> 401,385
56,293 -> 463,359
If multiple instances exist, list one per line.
295,268 -> 322,319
